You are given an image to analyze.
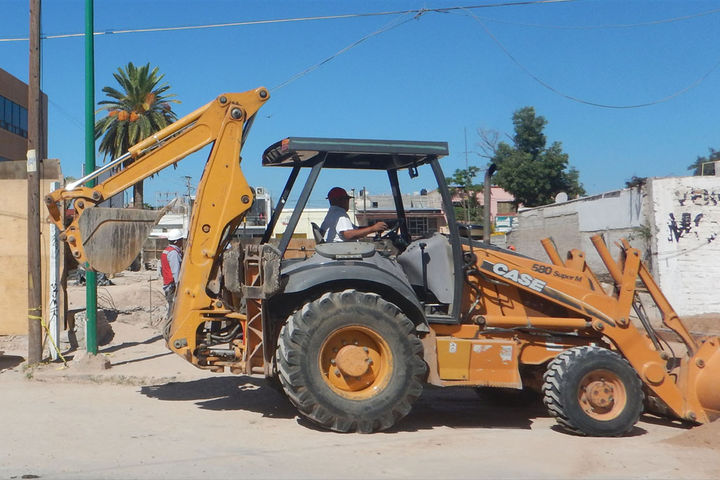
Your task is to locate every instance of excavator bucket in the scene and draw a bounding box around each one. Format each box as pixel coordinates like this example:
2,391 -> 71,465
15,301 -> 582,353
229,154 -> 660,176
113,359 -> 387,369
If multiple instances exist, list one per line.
77,205 -> 170,274
693,337 -> 720,422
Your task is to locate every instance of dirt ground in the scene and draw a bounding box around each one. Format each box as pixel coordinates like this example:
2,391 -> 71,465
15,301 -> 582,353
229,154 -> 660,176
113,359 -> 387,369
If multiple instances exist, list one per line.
1,271 -> 719,479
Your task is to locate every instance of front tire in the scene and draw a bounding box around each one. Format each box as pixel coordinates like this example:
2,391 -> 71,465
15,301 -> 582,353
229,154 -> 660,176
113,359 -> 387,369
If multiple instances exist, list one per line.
277,290 -> 426,433
542,346 -> 644,436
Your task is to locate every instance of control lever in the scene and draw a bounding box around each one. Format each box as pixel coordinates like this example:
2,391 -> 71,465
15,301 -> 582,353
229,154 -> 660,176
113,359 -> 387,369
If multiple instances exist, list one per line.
419,242 -> 428,302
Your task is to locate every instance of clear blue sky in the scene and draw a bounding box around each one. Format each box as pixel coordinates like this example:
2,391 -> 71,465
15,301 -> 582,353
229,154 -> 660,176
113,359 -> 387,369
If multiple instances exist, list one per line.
1,0 -> 719,207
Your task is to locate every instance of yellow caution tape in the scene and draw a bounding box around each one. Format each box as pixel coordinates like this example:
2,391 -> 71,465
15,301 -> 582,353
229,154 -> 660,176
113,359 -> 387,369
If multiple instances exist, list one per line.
28,307 -> 68,366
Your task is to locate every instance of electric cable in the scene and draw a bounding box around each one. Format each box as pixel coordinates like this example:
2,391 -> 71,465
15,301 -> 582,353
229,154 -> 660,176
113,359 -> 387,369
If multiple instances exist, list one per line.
460,8 -> 720,109
272,12 -> 417,91
472,6 -> 720,30
0,1 -> 575,42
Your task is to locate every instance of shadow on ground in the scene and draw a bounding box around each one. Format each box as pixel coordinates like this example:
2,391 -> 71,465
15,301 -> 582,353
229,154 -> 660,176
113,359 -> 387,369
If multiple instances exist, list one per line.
388,386 -> 548,433
140,378 -> 556,432
0,355 -> 24,372
140,376 -> 297,419
101,334 -> 163,355
548,424 -> 648,437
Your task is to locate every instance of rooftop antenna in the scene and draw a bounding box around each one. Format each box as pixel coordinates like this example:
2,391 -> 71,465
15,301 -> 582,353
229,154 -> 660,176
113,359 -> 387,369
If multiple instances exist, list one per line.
183,175 -> 194,198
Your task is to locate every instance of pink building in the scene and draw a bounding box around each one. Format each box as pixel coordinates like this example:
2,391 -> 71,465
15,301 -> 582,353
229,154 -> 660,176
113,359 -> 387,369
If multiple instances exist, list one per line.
450,185 -> 516,220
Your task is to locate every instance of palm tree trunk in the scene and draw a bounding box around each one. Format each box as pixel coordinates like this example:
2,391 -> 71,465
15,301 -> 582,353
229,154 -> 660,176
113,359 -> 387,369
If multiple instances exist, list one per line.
133,181 -> 144,209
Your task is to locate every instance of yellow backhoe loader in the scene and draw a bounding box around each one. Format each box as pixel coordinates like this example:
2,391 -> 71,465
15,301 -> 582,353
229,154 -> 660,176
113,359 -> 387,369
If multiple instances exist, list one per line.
46,87 -> 720,436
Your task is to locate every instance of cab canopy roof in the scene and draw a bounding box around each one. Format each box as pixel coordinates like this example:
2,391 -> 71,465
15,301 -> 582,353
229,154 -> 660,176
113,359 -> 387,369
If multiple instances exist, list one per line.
262,137 -> 449,171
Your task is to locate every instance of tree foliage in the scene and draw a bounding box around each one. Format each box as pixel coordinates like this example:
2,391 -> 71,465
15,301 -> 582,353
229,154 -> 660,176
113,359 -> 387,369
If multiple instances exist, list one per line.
446,166 -> 483,223
624,176 -> 647,188
94,62 -> 179,207
687,148 -> 719,176
491,107 -> 585,208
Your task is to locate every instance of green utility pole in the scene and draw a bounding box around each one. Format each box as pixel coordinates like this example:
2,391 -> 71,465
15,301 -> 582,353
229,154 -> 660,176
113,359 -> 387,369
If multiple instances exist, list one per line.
84,0 -> 97,354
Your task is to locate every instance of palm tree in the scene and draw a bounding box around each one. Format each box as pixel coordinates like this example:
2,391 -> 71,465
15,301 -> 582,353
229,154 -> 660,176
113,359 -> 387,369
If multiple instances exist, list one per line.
94,62 -> 179,208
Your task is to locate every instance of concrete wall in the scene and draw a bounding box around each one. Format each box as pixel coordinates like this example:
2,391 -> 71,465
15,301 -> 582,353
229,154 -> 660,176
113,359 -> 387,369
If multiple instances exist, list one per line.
507,177 -> 720,317
276,208 -> 329,239
507,188 -> 646,274
647,177 -> 720,315
0,160 -> 63,334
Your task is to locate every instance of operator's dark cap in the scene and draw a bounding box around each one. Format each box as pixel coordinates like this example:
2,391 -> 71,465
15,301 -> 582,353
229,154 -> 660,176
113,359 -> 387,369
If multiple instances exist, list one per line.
327,187 -> 351,201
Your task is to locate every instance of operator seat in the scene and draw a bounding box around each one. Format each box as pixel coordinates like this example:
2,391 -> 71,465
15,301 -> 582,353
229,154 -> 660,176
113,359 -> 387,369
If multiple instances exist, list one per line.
311,222 -> 325,244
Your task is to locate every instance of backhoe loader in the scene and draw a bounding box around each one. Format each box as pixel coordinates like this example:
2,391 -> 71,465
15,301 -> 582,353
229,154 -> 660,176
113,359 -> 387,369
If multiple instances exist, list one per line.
46,87 -> 720,436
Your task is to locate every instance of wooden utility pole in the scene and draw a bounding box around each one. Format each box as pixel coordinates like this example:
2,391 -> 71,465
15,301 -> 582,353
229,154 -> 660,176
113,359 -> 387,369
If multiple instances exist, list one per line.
27,0 -> 43,364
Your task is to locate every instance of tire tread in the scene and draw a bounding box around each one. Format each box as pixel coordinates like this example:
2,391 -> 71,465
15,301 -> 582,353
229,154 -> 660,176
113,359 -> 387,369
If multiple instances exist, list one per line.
277,289 -> 426,433
542,346 -> 643,436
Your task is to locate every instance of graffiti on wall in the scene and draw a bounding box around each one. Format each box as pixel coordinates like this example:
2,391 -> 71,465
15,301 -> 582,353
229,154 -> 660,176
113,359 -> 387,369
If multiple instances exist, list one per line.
666,187 -> 720,242
676,188 -> 720,207
667,187 -> 718,243
667,213 -> 698,242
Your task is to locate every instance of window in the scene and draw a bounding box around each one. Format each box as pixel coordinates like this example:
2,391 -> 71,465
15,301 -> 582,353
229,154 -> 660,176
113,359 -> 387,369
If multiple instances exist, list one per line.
19,106 -> 27,137
12,102 -> 19,135
0,95 -> 29,138
3,97 -> 11,128
496,201 -> 516,215
407,217 -> 428,236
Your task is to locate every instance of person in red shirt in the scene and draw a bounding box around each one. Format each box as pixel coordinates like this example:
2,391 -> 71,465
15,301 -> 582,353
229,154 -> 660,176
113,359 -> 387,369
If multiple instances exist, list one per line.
160,229 -> 185,322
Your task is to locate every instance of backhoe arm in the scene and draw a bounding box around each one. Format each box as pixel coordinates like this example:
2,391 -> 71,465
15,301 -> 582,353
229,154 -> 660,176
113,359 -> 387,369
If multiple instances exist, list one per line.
45,88 -> 270,271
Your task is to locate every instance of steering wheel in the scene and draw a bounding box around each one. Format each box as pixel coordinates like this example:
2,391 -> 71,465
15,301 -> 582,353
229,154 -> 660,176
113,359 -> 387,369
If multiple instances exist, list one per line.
375,223 -> 400,241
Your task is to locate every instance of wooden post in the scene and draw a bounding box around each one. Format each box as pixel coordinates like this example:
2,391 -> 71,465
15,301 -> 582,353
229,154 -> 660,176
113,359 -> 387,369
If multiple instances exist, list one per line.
27,0 -> 43,364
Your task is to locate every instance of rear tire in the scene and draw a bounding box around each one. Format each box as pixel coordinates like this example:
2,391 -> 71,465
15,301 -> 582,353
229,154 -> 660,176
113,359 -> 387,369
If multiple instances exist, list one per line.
277,290 -> 426,433
542,346 -> 644,437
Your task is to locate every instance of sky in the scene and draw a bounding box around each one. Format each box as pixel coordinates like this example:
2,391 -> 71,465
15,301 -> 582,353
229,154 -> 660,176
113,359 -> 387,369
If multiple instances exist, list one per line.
1,0 -> 719,208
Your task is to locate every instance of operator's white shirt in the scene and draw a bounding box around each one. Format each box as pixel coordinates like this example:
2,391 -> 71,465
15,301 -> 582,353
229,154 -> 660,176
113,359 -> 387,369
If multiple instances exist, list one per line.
321,205 -> 355,242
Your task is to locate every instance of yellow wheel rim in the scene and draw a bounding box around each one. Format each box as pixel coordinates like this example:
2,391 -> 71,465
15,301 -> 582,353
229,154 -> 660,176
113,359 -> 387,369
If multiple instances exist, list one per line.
578,369 -> 628,421
319,325 -> 393,400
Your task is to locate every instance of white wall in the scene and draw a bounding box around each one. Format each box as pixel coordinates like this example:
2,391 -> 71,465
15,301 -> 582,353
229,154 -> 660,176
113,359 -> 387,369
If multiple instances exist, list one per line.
647,177 -> 720,315
507,188 -> 645,273
507,177 -> 720,317
276,208 -> 329,239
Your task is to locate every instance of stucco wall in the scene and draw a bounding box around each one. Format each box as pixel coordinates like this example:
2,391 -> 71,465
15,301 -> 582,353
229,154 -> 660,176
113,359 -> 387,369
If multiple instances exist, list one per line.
647,177 -> 720,315
507,188 -> 646,275
507,177 -> 720,317
0,160 -> 62,334
276,208 -> 329,239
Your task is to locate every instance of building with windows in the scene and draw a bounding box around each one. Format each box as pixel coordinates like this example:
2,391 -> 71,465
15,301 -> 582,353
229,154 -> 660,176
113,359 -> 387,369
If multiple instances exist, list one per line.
355,189 -> 448,238
357,186 -> 517,238
0,67 -> 47,162
449,185 -> 517,230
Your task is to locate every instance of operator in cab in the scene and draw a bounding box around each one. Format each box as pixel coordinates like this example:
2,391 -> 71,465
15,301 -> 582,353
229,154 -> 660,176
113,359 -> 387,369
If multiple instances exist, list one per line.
321,187 -> 387,242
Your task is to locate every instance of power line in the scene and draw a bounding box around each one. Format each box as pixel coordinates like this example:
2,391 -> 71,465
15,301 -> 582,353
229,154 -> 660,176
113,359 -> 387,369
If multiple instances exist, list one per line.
6,1 -> 719,43
461,8 -> 720,109
272,12 -> 418,91
0,1 -> 574,42
471,6 -> 720,30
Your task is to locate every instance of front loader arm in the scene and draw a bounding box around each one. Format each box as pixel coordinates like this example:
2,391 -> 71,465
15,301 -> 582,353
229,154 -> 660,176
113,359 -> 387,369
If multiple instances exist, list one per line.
471,238 -> 720,425
45,88 -> 270,271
